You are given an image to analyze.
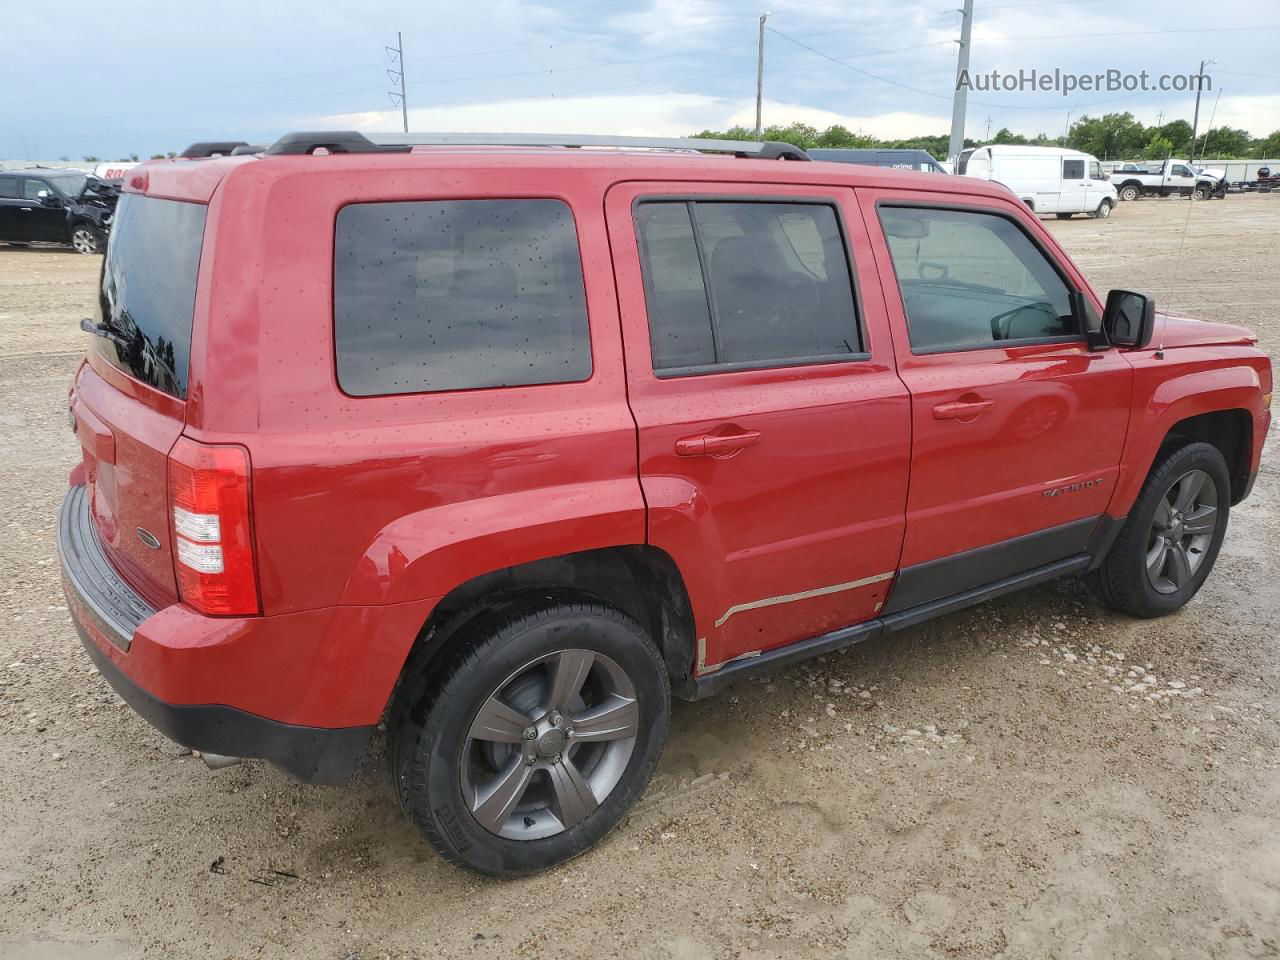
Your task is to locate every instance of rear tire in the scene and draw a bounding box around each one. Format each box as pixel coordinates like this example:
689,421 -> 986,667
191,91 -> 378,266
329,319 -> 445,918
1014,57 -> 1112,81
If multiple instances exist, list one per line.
1093,442 -> 1230,618
390,597 -> 670,875
1119,185 -> 1139,201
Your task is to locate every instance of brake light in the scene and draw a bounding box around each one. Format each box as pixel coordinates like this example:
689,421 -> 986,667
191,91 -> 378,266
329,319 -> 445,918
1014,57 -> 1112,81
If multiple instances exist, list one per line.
168,437 -> 259,615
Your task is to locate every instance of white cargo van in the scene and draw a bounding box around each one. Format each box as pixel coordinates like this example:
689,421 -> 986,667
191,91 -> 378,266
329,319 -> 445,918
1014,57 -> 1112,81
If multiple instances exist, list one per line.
957,145 -> 1117,219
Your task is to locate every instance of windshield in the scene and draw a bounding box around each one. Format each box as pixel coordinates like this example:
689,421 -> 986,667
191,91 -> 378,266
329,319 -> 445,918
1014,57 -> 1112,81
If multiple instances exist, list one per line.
49,175 -> 88,198
94,194 -> 207,398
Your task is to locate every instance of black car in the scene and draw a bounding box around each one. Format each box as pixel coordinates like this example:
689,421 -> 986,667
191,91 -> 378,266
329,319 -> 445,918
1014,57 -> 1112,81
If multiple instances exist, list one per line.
0,169 -> 118,254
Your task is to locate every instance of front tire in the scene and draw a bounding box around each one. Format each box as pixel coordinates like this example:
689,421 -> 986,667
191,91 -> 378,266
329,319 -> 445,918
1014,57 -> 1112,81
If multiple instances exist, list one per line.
70,224 -> 104,254
390,598 -> 670,875
1094,442 -> 1230,618
1092,199 -> 1113,219
1192,184 -> 1210,200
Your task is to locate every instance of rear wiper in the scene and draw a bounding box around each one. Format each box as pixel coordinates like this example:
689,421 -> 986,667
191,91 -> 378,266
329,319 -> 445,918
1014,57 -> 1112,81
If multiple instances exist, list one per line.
80,316 -> 131,347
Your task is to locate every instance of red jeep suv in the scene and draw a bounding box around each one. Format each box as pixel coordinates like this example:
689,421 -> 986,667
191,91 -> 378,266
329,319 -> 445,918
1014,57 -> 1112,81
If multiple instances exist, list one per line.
59,132 -> 1272,875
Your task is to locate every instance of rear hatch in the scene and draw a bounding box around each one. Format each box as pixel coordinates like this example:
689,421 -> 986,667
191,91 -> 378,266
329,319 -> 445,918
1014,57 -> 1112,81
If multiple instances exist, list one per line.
72,192 -> 207,608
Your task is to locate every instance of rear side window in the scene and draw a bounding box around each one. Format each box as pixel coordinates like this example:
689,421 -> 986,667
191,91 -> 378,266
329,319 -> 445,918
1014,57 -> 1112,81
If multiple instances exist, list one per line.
334,199 -> 590,396
96,194 -> 207,398
878,206 -> 1076,352
635,200 -> 860,374
0,177 -> 18,199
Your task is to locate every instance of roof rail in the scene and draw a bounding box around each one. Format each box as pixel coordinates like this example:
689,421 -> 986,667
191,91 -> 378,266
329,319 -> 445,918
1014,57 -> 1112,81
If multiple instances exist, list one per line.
180,141 -> 250,159
264,131 -> 810,161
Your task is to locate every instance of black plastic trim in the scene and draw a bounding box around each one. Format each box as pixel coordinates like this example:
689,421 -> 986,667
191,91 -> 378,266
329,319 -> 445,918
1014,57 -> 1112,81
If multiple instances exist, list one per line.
74,627 -> 373,784
1084,514 -> 1125,571
883,516 -> 1099,614
58,484 -> 154,652
179,141 -> 250,159
693,621 -> 882,699
58,485 -> 372,784
691,515 -> 1122,698
880,554 -> 1090,632
266,131 -> 410,156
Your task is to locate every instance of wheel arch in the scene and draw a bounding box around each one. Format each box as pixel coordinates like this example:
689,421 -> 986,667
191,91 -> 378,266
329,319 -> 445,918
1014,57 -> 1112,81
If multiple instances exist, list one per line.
389,545 -> 700,709
1151,409 -> 1253,504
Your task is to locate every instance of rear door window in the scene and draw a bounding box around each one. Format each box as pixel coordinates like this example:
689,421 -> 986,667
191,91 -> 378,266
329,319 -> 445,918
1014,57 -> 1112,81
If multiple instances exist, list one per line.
95,194 -> 207,398
1062,159 -> 1085,180
333,199 -> 591,396
635,200 -> 861,374
0,177 -> 19,199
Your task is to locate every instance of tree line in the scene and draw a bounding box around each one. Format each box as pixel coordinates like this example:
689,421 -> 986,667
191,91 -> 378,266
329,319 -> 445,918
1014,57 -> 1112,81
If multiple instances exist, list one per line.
696,113 -> 1280,161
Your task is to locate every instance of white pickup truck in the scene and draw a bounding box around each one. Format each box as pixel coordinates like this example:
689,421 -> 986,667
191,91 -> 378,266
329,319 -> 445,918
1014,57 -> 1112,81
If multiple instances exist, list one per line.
1110,159 -> 1226,200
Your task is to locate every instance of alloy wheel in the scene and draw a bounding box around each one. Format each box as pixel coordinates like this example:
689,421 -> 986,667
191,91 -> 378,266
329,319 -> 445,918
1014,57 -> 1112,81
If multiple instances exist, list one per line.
460,648 -> 639,840
1145,468 -> 1218,594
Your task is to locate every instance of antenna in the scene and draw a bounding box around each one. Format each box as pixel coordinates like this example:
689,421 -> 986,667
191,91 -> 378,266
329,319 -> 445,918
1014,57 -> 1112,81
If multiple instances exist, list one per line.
386,32 -> 408,134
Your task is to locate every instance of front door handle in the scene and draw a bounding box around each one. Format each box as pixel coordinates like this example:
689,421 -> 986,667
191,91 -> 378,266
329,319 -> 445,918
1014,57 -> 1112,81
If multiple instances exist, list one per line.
933,398 -> 994,421
675,429 -> 762,458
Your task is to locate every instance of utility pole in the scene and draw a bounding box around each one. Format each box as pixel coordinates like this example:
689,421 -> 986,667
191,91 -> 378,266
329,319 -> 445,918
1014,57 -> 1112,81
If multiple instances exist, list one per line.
984,116 -> 992,140
947,0 -> 974,163
1199,88 -> 1223,162
1188,58 -> 1216,164
755,12 -> 770,139
387,32 -> 408,133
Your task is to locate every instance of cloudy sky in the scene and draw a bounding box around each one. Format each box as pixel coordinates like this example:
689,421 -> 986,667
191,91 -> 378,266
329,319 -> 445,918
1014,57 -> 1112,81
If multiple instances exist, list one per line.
2,0 -> 1275,160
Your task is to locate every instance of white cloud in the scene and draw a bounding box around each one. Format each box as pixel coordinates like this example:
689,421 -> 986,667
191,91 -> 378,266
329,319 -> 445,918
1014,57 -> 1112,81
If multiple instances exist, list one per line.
1201,94 -> 1280,134
311,94 -> 953,142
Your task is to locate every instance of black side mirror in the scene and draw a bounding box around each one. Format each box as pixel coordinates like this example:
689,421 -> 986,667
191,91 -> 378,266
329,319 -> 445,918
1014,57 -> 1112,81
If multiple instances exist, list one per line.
1102,289 -> 1156,349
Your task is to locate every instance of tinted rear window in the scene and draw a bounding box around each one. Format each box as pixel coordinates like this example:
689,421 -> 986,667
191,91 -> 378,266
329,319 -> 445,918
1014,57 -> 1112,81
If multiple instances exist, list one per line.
95,194 -> 206,398
333,199 -> 591,396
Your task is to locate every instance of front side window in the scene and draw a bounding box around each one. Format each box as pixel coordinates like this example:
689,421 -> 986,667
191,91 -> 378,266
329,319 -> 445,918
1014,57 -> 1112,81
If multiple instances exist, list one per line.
1063,159 -> 1085,180
635,200 -> 860,373
334,199 -> 591,396
22,179 -> 52,201
1088,161 -> 1103,180
878,206 -> 1077,352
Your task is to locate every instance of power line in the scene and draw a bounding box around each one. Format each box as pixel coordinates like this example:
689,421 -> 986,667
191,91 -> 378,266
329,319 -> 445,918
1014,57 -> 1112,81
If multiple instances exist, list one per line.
767,27 -> 1148,112
404,35 -> 951,90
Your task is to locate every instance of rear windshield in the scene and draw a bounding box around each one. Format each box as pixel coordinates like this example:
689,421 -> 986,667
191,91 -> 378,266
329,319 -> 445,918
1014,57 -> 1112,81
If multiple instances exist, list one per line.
95,194 -> 206,398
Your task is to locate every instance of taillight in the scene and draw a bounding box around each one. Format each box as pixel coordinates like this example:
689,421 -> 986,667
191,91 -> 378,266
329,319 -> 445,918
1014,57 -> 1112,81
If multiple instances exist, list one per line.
168,436 -> 259,616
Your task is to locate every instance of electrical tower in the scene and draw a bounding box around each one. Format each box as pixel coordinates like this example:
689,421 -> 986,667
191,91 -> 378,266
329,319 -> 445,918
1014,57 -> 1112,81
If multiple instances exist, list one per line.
387,32 -> 408,133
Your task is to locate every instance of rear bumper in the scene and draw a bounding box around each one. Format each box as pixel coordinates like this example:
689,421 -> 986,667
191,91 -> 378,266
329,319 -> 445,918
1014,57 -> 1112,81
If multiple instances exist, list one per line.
72,625 -> 372,783
58,484 -> 383,784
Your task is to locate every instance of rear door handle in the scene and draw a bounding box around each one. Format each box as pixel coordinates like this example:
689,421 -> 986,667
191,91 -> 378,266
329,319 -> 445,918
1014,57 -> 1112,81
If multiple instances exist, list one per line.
932,399 -> 994,421
675,430 -> 762,458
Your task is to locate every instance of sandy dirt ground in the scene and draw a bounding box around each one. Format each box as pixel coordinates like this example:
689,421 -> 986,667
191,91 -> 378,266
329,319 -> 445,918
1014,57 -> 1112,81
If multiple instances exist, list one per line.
0,193 -> 1276,960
